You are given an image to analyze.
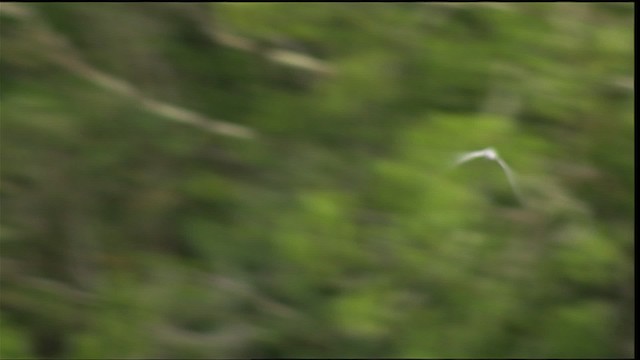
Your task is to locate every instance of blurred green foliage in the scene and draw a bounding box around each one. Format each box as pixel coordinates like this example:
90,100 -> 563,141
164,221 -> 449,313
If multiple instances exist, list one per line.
0,2 -> 634,358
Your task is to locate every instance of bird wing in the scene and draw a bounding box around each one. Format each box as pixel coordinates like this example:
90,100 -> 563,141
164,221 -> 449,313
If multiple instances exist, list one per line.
496,157 -> 523,202
454,149 -> 488,166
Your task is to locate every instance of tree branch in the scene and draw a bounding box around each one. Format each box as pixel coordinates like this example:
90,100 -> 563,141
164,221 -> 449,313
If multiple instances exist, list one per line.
1,3 -> 258,140
186,4 -> 336,76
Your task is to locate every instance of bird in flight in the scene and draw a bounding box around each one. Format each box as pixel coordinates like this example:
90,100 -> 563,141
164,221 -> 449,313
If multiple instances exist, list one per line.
453,147 -> 523,203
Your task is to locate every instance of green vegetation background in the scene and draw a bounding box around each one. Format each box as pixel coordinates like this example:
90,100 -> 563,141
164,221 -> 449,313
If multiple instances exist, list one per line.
0,3 -> 634,358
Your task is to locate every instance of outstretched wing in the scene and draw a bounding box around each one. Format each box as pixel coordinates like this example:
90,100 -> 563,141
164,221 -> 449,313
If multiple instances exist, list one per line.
496,157 -> 524,202
454,149 -> 488,166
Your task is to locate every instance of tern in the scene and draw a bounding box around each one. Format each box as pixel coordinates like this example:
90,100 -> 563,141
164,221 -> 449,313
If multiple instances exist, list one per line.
453,147 -> 523,203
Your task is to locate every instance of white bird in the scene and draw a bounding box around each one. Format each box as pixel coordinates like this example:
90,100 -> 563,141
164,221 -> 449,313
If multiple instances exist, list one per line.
453,147 -> 523,203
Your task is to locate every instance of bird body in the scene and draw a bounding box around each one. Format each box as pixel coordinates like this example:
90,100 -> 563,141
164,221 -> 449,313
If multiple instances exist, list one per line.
454,147 -> 523,202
